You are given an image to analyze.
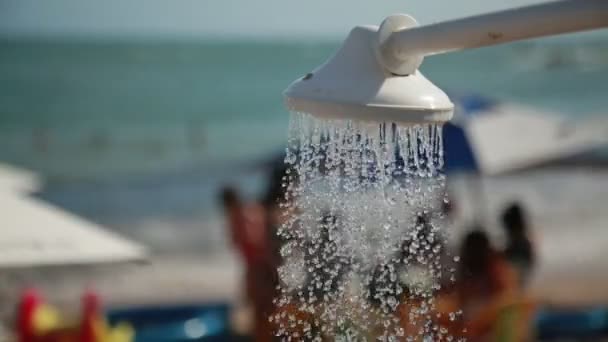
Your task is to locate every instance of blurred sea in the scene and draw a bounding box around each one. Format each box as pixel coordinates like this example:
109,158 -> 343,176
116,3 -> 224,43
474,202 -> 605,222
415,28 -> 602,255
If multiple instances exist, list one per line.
1,37 -> 607,253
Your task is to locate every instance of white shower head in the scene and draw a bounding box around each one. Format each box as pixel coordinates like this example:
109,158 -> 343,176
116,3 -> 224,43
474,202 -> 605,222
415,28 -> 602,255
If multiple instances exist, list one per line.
283,15 -> 454,125
284,0 -> 608,125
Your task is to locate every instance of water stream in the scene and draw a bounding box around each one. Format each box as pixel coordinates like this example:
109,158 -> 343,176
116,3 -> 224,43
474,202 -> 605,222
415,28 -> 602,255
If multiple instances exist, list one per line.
273,112 -> 455,340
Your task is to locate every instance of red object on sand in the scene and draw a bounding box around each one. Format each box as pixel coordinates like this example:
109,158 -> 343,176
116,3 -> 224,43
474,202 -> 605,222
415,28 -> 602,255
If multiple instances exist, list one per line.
16,288 -> 43,342
80,290 -> 101,342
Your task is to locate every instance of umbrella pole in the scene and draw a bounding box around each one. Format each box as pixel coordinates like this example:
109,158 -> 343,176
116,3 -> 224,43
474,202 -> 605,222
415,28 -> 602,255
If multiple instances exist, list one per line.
467,173 -> 490,227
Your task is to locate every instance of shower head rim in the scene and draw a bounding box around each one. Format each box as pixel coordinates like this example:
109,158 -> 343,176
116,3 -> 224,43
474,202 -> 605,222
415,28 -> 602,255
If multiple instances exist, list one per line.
285,96 -> 453,124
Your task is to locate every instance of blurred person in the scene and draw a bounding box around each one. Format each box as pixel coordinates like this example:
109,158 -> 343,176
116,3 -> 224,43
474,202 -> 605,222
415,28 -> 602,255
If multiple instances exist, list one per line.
220,187 -> 266,269
399,212 -> 448,289
501,202 -> 536,287
256,161 -> 298,341
261,163 -> 293,273
219,187 -> 270,341
273,213 -> 349,339
408,213 -> 435,257
449,229 -> 534,342
305,213 -> 348,300
396,213 -> 450,339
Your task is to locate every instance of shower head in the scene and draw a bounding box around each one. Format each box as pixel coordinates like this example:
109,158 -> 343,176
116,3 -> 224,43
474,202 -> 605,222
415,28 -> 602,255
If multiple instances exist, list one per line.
283,15 -> 454,125
284,0 -> 608,125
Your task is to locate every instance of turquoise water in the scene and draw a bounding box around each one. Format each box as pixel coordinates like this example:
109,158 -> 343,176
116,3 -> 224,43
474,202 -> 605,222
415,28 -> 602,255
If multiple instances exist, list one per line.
0,37 -> 606,250
0,39 -> 336,181
1,38 -> 607,182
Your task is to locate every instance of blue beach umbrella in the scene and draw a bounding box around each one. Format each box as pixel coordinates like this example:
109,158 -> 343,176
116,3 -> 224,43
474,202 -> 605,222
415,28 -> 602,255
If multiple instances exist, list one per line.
442,94 -> 494,174
442,93 -> 608,175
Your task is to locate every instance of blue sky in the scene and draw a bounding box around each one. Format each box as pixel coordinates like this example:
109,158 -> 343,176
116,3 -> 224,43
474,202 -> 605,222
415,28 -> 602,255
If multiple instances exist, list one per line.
0,0 -> 552,39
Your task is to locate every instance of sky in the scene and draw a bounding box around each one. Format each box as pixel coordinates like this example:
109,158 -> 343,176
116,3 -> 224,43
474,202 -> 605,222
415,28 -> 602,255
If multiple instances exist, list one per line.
0,0 -> 554,39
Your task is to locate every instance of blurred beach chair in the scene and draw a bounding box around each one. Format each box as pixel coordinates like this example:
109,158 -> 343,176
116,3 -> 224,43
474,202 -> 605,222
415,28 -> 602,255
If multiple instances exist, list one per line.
106,303 -> 236,342
535,307 -> 608,340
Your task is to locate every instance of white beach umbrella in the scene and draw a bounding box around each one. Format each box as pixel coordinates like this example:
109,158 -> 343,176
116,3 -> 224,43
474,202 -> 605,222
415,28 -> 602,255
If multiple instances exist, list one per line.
467,103 -> 608,174
444,96 -> 608,175
0,191 -> 147,268
0,164 -> 146,269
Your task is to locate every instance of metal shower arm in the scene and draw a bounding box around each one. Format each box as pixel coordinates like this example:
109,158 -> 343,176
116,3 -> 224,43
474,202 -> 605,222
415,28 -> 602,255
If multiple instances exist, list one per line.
379,0 -> 608,75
